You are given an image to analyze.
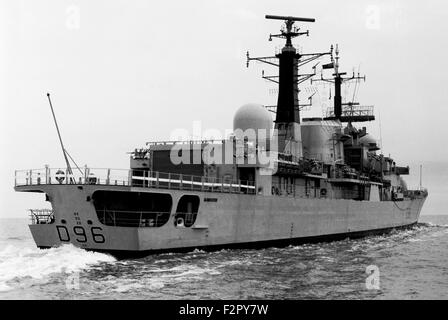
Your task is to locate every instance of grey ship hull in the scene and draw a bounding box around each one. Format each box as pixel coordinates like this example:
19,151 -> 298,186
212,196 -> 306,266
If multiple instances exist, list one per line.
17,184 -> 426,257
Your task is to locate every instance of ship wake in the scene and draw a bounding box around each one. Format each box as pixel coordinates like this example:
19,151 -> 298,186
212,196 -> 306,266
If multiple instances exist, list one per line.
0,244 -> 116,292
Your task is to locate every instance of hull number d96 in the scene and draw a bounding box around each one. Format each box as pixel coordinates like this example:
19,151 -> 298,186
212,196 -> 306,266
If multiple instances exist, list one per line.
56,226 -> 105,244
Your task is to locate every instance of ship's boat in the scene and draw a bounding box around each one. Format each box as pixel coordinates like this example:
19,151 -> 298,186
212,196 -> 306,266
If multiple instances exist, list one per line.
14,15 -> 427,258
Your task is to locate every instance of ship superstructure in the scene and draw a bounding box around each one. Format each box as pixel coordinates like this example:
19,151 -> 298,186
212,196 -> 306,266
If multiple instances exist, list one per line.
14,15 -> 427,257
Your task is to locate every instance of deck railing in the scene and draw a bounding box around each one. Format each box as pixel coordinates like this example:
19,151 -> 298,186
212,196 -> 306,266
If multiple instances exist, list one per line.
97,209 -> 172,227
15,167 -> 256,194
29,209 -> 54,225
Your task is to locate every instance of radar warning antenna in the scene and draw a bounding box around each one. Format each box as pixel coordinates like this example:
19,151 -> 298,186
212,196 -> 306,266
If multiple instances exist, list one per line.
312,45 -> 374,122
246,15 -> 332,123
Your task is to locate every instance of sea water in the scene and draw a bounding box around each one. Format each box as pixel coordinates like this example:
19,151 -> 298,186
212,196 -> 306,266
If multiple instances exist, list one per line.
0,215 -> 447,299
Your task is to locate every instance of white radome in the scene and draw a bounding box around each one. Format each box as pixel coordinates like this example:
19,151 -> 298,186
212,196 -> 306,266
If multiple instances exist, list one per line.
233,103 -> 273,134
359,133 -> 377,146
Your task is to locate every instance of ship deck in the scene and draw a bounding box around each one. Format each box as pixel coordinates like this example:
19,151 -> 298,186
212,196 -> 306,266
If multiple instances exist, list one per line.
14,167 -> 256,194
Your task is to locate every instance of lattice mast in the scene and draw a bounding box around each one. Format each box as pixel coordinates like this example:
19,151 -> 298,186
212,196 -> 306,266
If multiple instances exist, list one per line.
313,45 -> 374,122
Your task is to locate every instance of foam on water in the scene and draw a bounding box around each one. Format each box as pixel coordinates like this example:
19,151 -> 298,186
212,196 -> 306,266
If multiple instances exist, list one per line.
421,222 -> 448,228
0,216 -> 447,299
151,264 -> 222,279
0,244 -> 116,292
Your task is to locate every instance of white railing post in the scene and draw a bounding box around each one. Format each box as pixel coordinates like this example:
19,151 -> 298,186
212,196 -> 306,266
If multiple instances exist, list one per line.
14,170 -> 17,186
29,170 -> 33,185
106,169 -> 110,185
128,170 -> 132,186
84,165 -> 88,184
45,165 -> 49,184
179,174 -> 183,190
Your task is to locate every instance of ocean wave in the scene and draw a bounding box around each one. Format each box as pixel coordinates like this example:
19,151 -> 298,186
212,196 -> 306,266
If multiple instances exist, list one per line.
0,244 -> 116,292
419,222 -> 448,228
92,277 -> 166,295
191,249 -> 206,254
217,259 -> 254,267
4,237 -> 27,241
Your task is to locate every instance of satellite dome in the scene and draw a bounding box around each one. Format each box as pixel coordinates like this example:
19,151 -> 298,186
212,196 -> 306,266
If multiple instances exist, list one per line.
359,134 -> 379,151
233,103 -> 273,134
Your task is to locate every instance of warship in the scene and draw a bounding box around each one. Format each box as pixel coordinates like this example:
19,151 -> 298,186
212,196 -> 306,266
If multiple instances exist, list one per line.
14,15 -> 428,257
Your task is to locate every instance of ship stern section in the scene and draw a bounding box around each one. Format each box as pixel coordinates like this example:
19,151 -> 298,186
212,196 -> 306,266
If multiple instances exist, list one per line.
16,184 -> 140,252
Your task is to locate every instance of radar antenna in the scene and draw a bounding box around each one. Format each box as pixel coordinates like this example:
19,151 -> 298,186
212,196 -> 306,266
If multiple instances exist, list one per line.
266,15 -> 314,48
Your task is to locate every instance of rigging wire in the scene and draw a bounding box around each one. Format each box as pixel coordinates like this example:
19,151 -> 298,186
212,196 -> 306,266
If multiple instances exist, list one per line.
65,149 -> 84,175
378,106 -> 383,152
393,200 -> 411,211
351,64 -> 362,104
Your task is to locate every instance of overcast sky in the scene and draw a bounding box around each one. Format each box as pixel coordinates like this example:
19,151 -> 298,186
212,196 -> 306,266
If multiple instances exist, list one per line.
1,0 -> 447,218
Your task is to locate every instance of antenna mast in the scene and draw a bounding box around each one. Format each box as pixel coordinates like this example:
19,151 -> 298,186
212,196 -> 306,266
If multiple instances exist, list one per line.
312,45 -> 373,123
247,15 -> 332,121
46,93 -> 73,174
246,14 -> 332,158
